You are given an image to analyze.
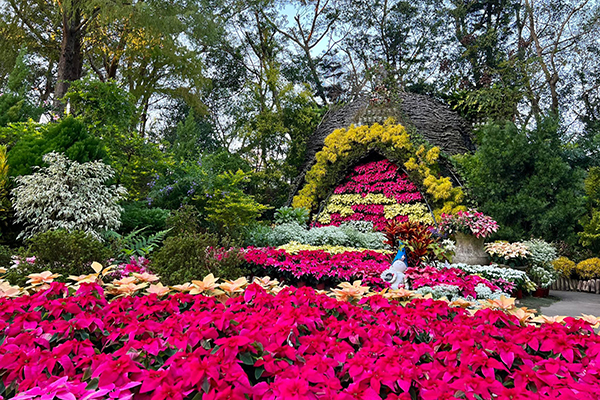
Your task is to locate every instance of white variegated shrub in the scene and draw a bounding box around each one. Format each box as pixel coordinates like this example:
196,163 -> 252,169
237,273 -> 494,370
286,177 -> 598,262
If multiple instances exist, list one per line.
11,152 -> 127,240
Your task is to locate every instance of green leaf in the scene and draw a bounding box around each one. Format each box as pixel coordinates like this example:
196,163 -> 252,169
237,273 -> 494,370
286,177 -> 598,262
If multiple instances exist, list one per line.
239,351 -> 254,365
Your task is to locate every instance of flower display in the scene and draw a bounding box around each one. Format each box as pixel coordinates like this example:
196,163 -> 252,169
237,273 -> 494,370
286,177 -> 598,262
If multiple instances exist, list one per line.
440,209 -> 499,238
315,159 -> 434,230
1,280 -> 599,399
406,264 -> 504,299
485,241 -> 531,260
244,247 -> 390,286
444,263 -> 536,292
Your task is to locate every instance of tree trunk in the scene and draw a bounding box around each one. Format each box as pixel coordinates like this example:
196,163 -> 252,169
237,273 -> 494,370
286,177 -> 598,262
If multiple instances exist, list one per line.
54,9 -> 85,109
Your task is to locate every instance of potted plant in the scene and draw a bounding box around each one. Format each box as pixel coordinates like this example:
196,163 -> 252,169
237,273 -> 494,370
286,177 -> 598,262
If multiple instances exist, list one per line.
439,209 -> 499,265
523,239 -> 558,297
484,241 -> 530,270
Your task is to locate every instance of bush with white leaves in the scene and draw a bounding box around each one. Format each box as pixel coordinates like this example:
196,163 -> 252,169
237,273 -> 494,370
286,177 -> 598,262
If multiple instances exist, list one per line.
11,152 -> 127,240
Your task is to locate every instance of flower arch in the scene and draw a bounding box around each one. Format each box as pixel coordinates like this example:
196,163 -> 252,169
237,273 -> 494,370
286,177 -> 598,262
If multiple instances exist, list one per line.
292,119 -> 465,222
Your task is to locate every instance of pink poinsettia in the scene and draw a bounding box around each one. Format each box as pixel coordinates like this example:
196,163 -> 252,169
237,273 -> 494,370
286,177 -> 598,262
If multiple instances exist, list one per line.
1,281 -> 599,399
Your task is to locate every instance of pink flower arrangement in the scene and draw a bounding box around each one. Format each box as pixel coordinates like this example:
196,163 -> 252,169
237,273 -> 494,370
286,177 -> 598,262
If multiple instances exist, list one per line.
439,209 -> 499,238
1,282 -> 599,398
112,256 -> 151,279
244,247 -> 389,286
406,264 -> 499,298
320,159 -> 428,230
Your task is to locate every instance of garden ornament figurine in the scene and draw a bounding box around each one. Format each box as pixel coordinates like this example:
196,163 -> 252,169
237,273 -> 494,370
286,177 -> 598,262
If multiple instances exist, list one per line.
381,243 -> 408,290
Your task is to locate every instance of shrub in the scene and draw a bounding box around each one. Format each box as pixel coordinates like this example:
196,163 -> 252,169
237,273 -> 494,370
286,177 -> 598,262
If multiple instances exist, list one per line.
384,220 -> 443,267
0,244 -> 11,269
26,230 -> 111,281
575,258 -> 600,280
151,233 -> 246,286
523,239 -> 557,267
455,117 -> 586,242
552,257 -> 576,278
243,224 -> 273,247
274,206 -> 310,226
269,222 -> 308,246
11,152 -> 127,240
204,170 -> 269,237
7,116 -> 108,177
339,221 -> 375,233
120,203 -> 170,234
166,205 -> 201,236
523,239 -> 558,288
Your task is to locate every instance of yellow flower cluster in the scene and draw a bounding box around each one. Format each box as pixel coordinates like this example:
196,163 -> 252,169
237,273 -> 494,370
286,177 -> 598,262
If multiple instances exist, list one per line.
575,258 -> 600,279
552,257 -> 576,277
292,119 -> 465,219
277,241 -> 393,255
383,203 -> 434,224
293,119 -> 412,210
404,144 -> 465,218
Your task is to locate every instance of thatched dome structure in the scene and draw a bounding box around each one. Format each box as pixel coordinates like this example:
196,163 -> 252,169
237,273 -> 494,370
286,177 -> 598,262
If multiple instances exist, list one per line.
287,92 -> 475,205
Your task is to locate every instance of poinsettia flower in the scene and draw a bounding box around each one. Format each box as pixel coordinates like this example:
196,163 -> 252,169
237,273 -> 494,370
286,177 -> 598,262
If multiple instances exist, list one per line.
579,314 -> 600,328
219,277 -> 248,295
190,274 -> 220,294
0,281 -> 21,298
68,274 -> 99,284
27,271 -> 61,285
147,283 -> 170,297
132,272 -> 160,283
171,282 -> 194,292
112,276 -> 137,286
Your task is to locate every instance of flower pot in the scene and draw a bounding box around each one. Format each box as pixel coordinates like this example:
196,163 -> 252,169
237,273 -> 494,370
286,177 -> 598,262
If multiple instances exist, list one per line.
453,232 -> 489,265
533,288 -> 550,298
512,289 -> 523,299
316,283 -> 326,290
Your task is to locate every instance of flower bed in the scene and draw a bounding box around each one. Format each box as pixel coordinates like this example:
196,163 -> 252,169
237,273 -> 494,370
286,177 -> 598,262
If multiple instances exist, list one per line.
315,159 -> 433,230
444,263 -> 536,292
244,247 -> 390,287
406,264 -> 508,300
1,282 -> 600,399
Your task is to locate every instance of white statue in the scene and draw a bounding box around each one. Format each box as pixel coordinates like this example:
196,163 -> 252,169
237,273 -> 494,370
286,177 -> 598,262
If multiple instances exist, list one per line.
381,245 -> 408,290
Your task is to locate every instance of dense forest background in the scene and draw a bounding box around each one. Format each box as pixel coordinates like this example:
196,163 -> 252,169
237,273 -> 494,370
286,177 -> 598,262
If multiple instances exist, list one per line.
1,0 -> 599,253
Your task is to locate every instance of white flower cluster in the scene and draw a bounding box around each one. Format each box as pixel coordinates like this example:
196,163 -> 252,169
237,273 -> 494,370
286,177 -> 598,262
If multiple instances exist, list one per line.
443,263 -> 534,288
415,284 -> 461,300
523,239 -> 558,288
265,222 -> 387,249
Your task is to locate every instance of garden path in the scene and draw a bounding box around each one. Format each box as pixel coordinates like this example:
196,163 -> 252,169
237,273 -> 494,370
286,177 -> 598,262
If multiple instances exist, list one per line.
539,290 -> 600,317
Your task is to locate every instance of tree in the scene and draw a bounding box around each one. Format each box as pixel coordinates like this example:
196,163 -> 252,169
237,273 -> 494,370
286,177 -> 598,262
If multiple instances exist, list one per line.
62,78 -> 169,199
340,0 -> 445,94
11,152 -> 127,240
0,49 -> 43,127
456,117 -> 586,242
6,116 -> 107,177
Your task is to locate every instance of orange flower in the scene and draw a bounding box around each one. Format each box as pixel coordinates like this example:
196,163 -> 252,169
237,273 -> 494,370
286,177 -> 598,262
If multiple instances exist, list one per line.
147,283 -> 170,297
132,272 -> 160,283
0,281 -> 20,298
191,274 -> 220,294
27,271 -> 61,285
331,280 -> 370,302
219,277 -> 248,296
171,282 -> 194,293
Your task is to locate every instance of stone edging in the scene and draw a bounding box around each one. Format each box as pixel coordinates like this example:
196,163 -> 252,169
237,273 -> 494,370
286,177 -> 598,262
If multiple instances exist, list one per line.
550,277 -> 600,294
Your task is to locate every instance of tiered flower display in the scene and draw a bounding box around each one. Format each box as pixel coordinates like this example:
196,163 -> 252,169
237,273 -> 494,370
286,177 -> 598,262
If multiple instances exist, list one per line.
315,159 -> 433,230
1,279 -> 600,399
244,247 -> 390,287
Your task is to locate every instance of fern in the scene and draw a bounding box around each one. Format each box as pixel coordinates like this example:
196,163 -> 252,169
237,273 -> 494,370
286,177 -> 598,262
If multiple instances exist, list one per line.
105,227 -> 171,263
